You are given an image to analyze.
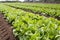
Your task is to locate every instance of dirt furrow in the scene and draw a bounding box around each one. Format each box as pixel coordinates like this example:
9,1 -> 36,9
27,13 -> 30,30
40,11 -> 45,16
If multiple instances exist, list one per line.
0,13 -> 15,40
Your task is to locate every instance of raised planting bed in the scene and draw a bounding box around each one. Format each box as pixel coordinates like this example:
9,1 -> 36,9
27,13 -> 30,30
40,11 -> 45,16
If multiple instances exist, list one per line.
5,4 -> 60,20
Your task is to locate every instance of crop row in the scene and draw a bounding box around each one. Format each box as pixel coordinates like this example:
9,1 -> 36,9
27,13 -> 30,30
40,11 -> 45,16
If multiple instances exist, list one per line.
16,3 -> 60,10
5,3 -> 60,18
0,4 -> 60,40
5,3 -> 60,10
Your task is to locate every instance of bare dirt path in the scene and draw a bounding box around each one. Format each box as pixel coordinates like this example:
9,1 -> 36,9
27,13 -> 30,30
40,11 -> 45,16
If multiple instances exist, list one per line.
0,13 -> 15,40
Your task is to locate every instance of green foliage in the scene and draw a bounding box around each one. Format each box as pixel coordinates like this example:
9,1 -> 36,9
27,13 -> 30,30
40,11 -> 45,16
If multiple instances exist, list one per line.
6,3 -> 60,17
0,4 -> 60,40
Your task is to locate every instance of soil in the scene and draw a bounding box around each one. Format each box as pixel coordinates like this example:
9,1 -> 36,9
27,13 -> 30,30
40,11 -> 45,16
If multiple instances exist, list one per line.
0,13 -> 15,40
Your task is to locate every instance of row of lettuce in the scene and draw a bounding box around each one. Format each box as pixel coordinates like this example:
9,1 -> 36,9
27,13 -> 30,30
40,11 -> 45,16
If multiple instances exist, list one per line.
4,3 -> 60,18
13,3 -> 60,10
0,4 -> 60,40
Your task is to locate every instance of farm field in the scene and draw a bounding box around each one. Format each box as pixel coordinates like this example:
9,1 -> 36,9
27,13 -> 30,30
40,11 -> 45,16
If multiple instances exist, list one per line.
0,3 -> 60,40
4,3 -> 60,20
